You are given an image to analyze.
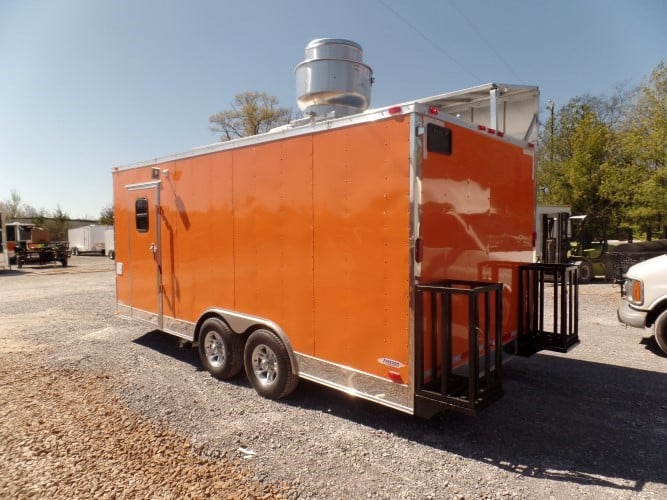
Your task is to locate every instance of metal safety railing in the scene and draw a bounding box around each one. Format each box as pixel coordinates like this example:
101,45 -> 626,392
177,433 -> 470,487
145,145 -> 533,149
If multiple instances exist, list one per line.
517,263 -> 579,356
414,280 -> 503,417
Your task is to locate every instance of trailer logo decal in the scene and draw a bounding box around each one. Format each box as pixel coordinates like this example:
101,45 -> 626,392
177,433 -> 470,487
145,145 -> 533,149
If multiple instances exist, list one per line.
377,357 -> 405,368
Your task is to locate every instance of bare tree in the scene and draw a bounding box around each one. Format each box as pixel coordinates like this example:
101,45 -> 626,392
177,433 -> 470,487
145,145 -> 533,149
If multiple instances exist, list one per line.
1,190 -> 24,219
209,91 -> 292,141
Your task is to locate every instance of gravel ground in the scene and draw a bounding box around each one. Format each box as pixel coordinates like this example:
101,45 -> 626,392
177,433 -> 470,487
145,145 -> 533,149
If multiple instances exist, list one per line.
1,256 -> 665,499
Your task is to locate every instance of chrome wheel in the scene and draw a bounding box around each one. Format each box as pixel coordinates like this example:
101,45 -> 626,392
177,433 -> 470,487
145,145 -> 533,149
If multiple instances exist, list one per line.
197,317 -> 243,380
251,344 -> 278,386
244,328 -> 298,399
204,330 -> 226,368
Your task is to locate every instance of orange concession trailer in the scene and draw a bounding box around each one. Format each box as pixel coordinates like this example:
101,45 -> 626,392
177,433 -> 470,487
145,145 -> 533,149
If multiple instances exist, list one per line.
113,83 -> 579,417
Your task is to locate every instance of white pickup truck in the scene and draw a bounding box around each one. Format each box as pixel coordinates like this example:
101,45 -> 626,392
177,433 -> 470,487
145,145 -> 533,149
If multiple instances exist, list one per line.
617,254 -> 667,354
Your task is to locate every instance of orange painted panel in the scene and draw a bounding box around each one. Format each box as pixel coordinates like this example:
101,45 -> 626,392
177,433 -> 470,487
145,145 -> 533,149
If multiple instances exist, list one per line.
114,118 -> 412,379
312,117 -> 412,379
419,119 -> 535,361
231,138 -> 315,354
162,155 -> 235,322
113,166 -> 159,312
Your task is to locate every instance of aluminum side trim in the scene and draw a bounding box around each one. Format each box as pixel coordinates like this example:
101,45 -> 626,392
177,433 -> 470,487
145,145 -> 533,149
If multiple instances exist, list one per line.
117,304 -> 413,413
295,353 -> 413,414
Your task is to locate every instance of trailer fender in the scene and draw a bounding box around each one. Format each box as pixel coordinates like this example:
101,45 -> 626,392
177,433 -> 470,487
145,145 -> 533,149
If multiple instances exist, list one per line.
195,308 -> 299,376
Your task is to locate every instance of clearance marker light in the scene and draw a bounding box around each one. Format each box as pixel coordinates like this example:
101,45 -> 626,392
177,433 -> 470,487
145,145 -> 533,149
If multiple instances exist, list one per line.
388,371 -> 404,384
428,106 -> 439,115
477,124 -> 505,137
388,106 -> 402,114
415,237 -> 423,263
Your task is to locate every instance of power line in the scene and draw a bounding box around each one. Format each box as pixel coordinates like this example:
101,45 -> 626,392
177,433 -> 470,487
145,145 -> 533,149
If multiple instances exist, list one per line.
450,0 -> 525,83
377,0 -> 481,82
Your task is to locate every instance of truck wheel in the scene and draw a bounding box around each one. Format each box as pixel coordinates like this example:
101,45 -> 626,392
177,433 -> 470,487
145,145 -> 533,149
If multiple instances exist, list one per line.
576,260 -> 594,284
198,318 -> 243,379
108,250 -> 115,260
244,329 -> 298,399
653,310 -> 667,354
71,247 -> 78,256
61,258 -> 68,267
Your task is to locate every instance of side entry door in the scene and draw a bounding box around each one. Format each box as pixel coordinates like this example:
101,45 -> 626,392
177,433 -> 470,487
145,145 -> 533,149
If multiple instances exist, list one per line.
124,181 -> 163,328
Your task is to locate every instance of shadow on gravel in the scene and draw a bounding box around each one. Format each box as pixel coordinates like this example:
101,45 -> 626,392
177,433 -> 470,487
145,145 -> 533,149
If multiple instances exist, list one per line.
131,329 -> 665,493
133,330 -> 202,369
285,354 -> 666,494
131,330 -> 253,390
0,269 -> 27,276
1,264 -> 81,274
640,335 -> 667,357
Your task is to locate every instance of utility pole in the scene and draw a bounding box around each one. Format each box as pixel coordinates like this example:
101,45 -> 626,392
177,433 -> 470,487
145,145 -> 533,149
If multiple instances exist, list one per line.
546,100 -> 555,164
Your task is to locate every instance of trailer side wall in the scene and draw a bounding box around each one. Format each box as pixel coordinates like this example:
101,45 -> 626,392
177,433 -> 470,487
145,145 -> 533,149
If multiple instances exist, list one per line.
113,116 -> 413,381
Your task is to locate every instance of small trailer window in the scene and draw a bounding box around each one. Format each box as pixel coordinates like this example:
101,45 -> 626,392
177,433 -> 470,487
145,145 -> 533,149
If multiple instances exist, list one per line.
135,198 -> 149,232
426,123 -> 452,155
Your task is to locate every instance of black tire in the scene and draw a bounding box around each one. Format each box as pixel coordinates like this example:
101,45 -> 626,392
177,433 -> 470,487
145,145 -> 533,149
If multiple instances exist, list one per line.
61,258 -> 68,267
653,309 -> 667,355
576,260 -> 594,284
108,250 -> 115,260
244,329 -> 298,399
71,247 -> 78,256
198,317 -> 243,379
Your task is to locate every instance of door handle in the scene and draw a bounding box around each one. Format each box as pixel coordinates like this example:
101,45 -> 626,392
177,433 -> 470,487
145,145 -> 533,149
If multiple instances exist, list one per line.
149,243 -> 157,254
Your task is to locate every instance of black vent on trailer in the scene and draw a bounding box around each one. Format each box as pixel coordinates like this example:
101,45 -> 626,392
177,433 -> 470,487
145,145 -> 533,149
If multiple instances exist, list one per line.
426,123 -> 452,155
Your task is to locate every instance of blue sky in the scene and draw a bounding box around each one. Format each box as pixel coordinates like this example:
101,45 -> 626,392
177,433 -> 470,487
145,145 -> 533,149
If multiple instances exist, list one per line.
1,0 -> 665,219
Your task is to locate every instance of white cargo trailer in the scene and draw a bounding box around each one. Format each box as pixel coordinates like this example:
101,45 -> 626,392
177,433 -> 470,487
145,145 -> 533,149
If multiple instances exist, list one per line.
0,212 -> 8,269
68,225 -> 113,255
105,228 -> 115,259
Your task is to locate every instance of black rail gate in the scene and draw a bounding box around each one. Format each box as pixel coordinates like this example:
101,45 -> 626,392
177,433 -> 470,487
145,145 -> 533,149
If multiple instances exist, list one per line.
414,264 -> 579,416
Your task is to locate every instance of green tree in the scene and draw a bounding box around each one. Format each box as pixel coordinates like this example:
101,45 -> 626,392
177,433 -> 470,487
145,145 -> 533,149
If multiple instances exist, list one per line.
50,205 -> 70,241
615,61 -> 667,238
537,98 -> 615,217
31,209 -> 47,228
99,204 -> 114,225
209,91 -> 292,141
538,62 -> 667,240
